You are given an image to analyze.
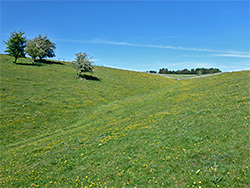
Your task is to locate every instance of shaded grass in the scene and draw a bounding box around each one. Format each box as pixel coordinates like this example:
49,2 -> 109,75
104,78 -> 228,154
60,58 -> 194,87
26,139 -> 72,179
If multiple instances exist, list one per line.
0,54 -> 249,187
79,74 -> 101,81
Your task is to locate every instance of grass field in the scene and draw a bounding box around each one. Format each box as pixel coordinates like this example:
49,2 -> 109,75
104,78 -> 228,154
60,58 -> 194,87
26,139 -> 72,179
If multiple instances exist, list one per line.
0,54 -> 249,187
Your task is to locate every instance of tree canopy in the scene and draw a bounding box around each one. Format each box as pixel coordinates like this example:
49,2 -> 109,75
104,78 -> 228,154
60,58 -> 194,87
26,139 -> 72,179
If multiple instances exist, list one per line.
25,35 -> 56,64
72,52 -> 94,78
4,30 -> 26,63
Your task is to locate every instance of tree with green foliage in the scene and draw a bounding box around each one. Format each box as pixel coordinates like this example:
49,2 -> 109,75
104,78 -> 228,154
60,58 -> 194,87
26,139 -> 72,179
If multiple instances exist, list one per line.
25,35 -> 56,64
4,30 -> 26,64
72,52 -> 94,78
158,68 -> 169,74
36,35 -> 56,60
25,38 -> 40,64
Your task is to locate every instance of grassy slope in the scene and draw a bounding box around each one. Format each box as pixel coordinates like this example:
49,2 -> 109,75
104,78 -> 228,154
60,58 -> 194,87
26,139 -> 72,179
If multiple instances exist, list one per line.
0,55 -> 175,147
0,54 -> 249,187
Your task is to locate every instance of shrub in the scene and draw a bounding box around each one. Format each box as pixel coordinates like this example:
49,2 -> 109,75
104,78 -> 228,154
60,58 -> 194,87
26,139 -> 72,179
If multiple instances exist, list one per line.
72,52 -> 94,78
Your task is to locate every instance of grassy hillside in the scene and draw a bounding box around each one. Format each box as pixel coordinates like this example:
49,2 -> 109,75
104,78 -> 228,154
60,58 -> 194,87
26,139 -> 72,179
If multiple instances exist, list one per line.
0,54 -> 249,187
0,55 -> 175,146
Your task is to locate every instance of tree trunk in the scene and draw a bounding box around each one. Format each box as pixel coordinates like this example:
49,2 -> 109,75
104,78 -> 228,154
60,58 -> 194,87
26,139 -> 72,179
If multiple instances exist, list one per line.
32,58 -> 35,64
14,57 -> 17,64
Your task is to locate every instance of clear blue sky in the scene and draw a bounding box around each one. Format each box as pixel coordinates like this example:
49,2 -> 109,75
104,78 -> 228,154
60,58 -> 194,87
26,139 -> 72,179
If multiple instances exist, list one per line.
1,0 -> 250,72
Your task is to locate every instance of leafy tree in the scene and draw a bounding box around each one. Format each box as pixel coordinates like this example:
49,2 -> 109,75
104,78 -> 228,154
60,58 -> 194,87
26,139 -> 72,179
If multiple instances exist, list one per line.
72,52 -> 94,78
36,35 -> 56,60
4,30 -> 26,64
25,38 -> 40,64
158,68 -> 163,74
164,68 -> 169,74
25,35 -> 56,64
158,68 -> 169,74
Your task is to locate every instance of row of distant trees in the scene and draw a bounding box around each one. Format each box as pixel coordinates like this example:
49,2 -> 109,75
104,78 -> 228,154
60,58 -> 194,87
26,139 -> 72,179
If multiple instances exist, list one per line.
4,30 -> 56,64
158,68 -> 221,75
4,30 -> 94,78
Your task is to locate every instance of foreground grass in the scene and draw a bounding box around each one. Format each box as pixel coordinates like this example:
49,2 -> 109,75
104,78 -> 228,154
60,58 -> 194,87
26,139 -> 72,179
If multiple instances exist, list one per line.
0,54 -> 249,187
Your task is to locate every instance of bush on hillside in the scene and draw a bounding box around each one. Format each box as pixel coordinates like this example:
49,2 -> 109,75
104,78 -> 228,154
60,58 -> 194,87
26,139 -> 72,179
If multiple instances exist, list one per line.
72,52 -> 94,78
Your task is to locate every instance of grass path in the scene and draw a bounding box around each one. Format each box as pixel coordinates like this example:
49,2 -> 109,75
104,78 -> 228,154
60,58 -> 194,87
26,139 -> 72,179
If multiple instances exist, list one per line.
157,72 -> 224,80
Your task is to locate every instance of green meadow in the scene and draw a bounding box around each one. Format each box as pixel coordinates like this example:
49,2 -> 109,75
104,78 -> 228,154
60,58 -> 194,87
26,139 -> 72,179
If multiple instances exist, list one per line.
0,54 -> 249,187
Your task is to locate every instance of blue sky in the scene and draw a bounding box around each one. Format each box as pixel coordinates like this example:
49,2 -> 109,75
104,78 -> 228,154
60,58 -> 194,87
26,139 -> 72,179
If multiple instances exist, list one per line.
1,0 -> 250,72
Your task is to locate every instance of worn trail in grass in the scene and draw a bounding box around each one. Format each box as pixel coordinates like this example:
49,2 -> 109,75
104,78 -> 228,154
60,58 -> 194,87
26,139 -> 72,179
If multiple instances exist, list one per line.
159,72 -> 223,80
0,55 -> 249,187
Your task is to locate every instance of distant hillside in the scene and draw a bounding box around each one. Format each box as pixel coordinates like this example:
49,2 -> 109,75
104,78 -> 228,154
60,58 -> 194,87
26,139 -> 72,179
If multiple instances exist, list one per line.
0,54 -> 249,187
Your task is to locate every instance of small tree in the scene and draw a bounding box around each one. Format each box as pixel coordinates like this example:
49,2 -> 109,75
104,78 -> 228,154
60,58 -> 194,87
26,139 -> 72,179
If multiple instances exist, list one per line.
25,38 -> 40,64
4,30 -> 26,63
36,35 -> 56,60
25,35 -> 56,64
72,52 -> 94,78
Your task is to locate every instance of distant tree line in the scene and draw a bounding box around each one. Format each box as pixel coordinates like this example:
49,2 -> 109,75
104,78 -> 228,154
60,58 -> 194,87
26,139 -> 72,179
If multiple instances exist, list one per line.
146,70 -> 157,74
158,68 -> 221,75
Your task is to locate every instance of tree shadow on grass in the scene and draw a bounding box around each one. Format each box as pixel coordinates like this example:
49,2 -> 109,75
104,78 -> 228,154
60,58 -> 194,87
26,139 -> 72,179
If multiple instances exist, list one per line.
39,59 -> 64,65
79,74 -> 101,81
16,63 -> 43,67
16,59 -> 65,66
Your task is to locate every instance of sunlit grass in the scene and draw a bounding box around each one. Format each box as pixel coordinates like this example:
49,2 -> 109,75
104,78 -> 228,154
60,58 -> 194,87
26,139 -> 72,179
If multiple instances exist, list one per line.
0,54 -> 249,187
